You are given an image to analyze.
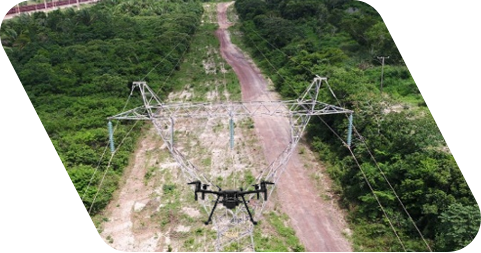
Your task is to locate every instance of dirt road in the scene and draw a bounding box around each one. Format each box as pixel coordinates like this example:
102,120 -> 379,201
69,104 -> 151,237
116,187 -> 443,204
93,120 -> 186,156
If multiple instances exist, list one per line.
215,2 -> 352,251
100,127 -> 163,251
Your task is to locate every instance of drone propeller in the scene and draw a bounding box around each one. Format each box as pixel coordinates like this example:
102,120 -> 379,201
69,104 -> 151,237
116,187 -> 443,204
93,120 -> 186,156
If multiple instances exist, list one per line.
260,181 -> 275,201
187,181 -> 202,200
187,180 -> 201,190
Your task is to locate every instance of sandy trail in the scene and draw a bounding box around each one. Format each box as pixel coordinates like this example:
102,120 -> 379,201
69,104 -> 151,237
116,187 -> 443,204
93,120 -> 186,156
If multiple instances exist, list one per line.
100,127 -> 163,251
215,2 -> 352,251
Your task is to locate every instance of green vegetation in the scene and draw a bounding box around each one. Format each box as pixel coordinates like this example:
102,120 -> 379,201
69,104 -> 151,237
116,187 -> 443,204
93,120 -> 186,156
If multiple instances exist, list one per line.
168,22 -> 241,101
1,0 -> 203,215
233,0 -> 480,251
253,212 -> 304,252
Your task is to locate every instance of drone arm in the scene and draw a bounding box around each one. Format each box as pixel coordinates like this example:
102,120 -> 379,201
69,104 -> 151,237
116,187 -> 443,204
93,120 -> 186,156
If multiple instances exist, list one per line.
199,190 -> 220,195
199,189 -> 219,200
238,190 -> 260,195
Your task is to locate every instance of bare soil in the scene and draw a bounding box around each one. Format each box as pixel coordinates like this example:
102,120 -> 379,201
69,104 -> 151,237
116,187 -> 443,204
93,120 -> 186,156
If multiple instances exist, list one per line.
100,127 -> 164,251
99,2 -> 352,251
215,2 -> 352,251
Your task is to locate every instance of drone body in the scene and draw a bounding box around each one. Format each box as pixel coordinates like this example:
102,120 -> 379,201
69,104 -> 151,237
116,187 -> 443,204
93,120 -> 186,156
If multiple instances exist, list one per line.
187,181 -> 274,225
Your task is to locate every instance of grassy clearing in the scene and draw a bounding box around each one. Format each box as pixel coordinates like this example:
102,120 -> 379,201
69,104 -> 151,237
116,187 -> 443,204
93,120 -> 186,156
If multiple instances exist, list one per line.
170,6 -> 240,102
130,2 -> 303,251
253,211 -> 305,252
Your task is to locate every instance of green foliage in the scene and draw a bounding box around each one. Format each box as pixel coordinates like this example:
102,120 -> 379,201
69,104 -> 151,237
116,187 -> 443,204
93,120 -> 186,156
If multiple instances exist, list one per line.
279,0 -> 326,20
1,0 -> 203,216
366,20 -> 442,62
435,203 -> 481,251
253,212 -> 305,252
252,15 -> 300,48
339,9 -> 377,44
345,0 -> 481,27
235,0 -> 267,20
233,0 -> 480,250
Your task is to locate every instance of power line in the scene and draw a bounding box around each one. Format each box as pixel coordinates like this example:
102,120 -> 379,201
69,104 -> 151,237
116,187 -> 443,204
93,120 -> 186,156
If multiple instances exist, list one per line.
352,125 -> 433,251
84,24 -> 199,213
58,87 -> 132,252
317,117 -> 407,251
244,25 -> 434,251
57,142 -> 109,252
88,120 -> 140,214
140,26 -> 198,82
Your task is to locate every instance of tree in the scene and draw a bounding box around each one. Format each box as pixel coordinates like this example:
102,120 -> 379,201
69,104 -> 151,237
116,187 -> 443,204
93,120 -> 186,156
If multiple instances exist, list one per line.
435,203 -> 481,251
235,0 -> 267,20
366,20 -> 442,62
253,15 -> 300,48
339,12 -> 378,47
279,0 -> 323,20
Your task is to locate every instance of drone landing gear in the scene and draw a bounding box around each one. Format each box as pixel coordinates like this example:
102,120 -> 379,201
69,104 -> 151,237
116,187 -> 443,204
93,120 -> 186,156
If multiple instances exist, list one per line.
241,195 -> 257,225
205,195 -> 220,225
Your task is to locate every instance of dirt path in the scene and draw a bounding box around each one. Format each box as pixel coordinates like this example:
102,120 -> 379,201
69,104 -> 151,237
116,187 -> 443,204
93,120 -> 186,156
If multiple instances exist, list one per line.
100,127 -> 163,251
215,2 -> 352,251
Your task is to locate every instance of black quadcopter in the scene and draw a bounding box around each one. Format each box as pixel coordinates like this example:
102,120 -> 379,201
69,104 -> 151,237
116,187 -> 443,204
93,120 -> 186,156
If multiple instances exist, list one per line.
187,180 -> 274,225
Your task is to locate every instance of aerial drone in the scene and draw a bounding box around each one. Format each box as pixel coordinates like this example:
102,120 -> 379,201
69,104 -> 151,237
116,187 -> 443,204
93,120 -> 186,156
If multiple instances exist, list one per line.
187,180 -> 275,225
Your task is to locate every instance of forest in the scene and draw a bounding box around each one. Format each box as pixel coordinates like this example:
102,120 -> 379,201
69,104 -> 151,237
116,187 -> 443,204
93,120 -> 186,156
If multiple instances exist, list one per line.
1,0 -> 204,215
232,0 -> 480,251
0,0 -> 481,251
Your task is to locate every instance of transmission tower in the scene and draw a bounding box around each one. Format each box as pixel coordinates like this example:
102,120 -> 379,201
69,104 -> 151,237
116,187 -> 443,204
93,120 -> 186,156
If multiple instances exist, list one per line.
108,76 -> 353,251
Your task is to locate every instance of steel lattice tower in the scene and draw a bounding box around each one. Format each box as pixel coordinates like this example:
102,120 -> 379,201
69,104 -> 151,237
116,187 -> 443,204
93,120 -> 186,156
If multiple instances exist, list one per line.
108,76 -> 352,251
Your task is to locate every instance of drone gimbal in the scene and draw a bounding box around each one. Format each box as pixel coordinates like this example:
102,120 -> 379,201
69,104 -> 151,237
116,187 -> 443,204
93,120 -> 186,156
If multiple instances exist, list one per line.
187,180 -> 274,225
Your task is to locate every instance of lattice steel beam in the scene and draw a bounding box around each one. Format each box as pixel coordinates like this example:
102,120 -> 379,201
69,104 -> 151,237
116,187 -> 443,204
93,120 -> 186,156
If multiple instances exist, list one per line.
108,76 -> 352,251
109,100 -> 350,120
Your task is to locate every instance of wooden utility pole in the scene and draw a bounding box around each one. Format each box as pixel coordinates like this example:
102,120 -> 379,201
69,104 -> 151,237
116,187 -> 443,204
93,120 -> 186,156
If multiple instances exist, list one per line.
377,56 -> 389,94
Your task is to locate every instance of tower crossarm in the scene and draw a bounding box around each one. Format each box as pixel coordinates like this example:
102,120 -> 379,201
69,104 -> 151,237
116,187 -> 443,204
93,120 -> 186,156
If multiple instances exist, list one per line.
107,77 -> 354,252
108,100 -> 352,121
